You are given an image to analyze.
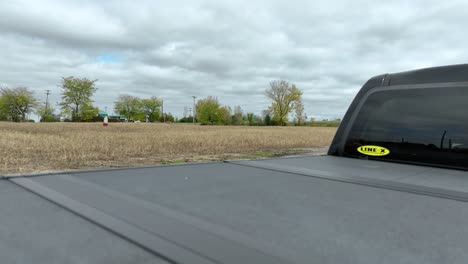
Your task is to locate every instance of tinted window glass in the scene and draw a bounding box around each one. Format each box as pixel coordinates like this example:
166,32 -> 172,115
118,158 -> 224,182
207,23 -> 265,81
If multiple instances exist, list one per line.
344,86 -> 468,170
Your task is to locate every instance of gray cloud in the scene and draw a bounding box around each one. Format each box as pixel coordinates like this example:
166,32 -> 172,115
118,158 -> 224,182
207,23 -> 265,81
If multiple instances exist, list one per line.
1,0 -> 468,120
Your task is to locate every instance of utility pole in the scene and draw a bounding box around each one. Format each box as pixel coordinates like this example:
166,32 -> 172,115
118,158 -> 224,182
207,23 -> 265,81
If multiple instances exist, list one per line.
104,106 -> 108,114
192,96 -> 196,124
45,90 -> 51,119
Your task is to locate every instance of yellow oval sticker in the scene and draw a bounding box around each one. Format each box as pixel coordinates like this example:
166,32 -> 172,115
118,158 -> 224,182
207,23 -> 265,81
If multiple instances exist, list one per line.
357,145 -> 390,156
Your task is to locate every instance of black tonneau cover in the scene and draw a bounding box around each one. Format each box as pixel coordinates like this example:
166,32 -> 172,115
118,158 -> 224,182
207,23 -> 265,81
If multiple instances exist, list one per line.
3,155 -> 468,264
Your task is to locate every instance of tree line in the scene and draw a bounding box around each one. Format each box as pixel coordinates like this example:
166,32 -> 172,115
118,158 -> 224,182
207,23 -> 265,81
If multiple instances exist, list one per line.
0,77 -> 101,122
0,77 -> 309,125
113,95 -> 171,122
191,80 -> 305,126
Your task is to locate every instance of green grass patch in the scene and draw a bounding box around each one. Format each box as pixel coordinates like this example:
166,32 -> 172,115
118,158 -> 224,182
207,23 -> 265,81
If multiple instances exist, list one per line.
309,121 -> 341,127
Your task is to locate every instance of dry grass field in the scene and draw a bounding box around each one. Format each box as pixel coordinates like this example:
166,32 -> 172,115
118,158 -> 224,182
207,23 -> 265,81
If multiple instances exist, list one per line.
0,122 -> 336,174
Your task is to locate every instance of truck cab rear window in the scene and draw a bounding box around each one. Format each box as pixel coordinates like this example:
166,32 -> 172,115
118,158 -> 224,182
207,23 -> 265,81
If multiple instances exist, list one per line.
344,86 -> 468,170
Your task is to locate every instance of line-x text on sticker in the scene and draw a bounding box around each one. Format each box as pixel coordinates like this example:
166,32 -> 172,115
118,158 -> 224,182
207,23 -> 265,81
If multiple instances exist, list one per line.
357,145 -> 390,156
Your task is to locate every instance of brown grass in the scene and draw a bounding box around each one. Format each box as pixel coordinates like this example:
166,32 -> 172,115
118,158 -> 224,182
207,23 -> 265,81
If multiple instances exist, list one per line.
0,122 -> 336,174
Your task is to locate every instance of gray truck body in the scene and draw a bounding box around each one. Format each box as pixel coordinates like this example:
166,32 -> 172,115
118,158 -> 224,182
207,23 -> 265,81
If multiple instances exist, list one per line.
1,64 -> 467,263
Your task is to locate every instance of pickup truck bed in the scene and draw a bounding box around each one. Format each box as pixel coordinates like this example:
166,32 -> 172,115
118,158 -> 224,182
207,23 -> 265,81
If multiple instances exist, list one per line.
3,155 -> 468,264
3,64 -> 468,263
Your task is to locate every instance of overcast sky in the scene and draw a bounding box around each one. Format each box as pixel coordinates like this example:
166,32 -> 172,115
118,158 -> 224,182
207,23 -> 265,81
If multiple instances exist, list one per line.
1,0 -> 467,120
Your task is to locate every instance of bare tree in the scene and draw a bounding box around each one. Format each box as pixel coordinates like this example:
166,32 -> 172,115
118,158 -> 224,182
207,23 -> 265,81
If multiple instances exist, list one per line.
294,100 -> 307,126
232,106 -> 243,125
